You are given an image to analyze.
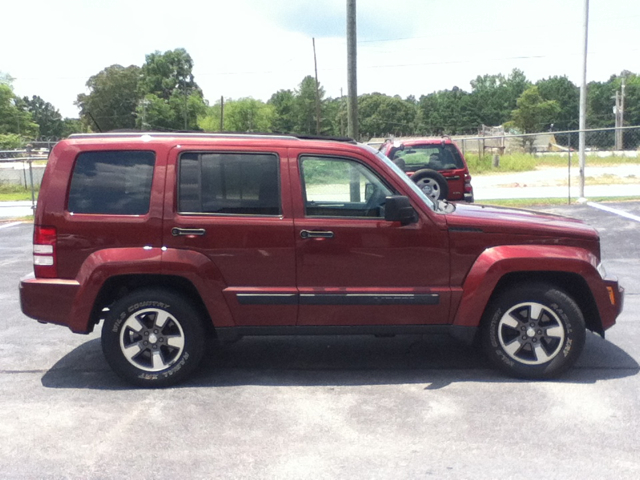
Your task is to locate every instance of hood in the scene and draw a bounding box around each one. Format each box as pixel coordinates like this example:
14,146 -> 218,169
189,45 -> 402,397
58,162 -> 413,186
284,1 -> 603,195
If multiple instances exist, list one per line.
445,203 -> 599,241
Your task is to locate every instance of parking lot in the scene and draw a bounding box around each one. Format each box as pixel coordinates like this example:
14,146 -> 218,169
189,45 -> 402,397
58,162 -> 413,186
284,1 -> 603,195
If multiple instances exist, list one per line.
1,202 -> 639,479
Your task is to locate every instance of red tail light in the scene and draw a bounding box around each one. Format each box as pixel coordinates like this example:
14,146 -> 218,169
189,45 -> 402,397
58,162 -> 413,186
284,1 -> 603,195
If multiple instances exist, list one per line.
33,225 -> 57,278
464,173 -> 473,193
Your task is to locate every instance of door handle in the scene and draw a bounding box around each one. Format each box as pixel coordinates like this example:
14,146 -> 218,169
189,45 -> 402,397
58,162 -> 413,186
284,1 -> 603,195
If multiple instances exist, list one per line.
172,227 -> 207,237
300,229 -> 334,239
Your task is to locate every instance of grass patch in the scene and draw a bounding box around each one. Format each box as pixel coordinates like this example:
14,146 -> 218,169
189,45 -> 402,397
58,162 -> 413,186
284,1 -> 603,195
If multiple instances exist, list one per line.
476,196 -> 640,208
0,184 -> 39,201
467,153 -> 640,175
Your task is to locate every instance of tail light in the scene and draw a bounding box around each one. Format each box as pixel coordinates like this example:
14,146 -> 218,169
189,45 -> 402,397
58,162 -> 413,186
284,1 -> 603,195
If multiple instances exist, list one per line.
33,225 -> 57,278
464,173 -> 473,193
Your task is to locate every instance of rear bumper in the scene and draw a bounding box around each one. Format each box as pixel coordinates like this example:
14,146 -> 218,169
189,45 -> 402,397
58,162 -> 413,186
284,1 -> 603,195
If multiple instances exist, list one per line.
19,274 -> 88,333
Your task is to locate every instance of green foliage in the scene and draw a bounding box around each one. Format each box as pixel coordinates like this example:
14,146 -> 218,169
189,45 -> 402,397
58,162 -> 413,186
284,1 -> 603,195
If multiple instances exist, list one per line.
358,93 -> 417,138
535,76 -> 579,131
136,49 -> 207,131
61,118 -> 84,137
0,84 -> 39,139
508,86 -> 560,134
0,71 -> 14,86
295,75 -> 324,135
0,183 -> 39,201
268,90 -> 297,133
0,133 -> 23,149
469,68 -> 531,127
465,152 -> 537,174
76,65 -> 141,131
22,95 -> 65,138
417,87 -> 476,135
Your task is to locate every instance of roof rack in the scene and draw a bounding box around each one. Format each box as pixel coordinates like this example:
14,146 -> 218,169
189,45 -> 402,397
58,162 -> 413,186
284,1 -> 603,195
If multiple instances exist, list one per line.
68,131 -> 357,143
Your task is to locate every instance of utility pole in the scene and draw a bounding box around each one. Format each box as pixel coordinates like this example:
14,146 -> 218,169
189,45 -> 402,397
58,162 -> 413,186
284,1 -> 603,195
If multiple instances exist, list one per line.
312,38 -> 321,135
220,96 -> 224,131
617,78 -> 626,150
346,0 -> 358,140
578,0 -> 589,200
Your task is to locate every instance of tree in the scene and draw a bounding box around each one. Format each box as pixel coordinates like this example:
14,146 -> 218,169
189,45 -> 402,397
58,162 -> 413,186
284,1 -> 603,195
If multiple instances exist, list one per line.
137,48 -> 207,131
469,68 -> 531,126
0,71 -> 14,86
358,93 -> 417,138
268,89 -> 297,134
223,98 -> 274,132
535,76 -> 579,131
76,64 -> 141,131
22,95 -> 65,139
417,87 -> 477,135
0,84 -> 39,139
507,86 -> 560,136
294,75 -> 324,135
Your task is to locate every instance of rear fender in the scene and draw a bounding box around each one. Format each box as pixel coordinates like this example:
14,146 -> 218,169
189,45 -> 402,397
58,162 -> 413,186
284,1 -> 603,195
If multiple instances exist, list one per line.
68,247 -> 232,333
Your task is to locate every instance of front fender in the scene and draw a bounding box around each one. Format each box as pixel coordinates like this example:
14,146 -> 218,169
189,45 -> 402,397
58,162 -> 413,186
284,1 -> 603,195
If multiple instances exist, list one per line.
452,244 -> 604,329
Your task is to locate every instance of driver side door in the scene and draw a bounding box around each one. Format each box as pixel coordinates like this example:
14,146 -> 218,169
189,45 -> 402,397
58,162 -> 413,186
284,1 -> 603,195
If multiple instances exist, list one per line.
291,151 -> 451,327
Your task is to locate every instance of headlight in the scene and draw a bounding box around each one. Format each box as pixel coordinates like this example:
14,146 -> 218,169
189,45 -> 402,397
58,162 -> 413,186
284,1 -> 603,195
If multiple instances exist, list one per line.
597,262 -> 607,279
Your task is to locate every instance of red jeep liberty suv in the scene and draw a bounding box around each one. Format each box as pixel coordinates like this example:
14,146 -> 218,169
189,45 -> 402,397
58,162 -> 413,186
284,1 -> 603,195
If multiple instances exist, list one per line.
381,137 -> 474,203
20,133 -> 623,387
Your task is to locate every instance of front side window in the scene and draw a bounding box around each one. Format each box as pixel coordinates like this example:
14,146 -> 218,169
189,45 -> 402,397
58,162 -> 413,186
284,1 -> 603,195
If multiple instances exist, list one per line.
67,150 -> 155,215
178,152 -> 280,216
300,156 -> 394,218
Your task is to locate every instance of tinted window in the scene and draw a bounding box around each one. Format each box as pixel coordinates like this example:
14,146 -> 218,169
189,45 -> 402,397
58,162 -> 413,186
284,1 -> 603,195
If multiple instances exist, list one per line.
67,151 -> 155,215
300,156 -> 393,218
391,144 -> 464,170
179,153 -> 280,216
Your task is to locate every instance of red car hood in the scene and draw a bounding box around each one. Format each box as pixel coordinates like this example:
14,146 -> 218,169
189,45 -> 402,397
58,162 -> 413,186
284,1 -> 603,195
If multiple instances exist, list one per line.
445,203 -> 599,240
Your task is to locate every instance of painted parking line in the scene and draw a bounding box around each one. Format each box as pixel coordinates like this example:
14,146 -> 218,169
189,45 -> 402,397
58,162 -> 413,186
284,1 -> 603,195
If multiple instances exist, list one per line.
0,222 -> 22,230
587,202 -> 640,223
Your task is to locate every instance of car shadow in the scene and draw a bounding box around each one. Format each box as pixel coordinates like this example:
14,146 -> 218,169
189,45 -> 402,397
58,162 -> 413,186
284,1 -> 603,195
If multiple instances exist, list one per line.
41,333 -> 640,390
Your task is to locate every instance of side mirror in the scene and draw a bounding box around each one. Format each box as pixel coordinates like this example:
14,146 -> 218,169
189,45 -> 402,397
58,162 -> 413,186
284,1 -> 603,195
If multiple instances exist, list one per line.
384,196 -> 417,225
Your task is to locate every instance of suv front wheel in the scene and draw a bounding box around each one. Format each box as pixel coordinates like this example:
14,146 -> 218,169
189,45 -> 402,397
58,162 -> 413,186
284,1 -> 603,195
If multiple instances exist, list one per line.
101,288 -> 206,387
481,283 -> 586,379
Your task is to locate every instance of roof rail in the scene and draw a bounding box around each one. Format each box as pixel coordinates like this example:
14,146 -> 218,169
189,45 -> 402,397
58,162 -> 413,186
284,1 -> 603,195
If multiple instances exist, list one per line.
67,131 -> 357,143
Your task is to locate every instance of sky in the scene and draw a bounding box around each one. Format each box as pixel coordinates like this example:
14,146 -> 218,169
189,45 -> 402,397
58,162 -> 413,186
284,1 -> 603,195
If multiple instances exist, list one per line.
2,0 -> 639,119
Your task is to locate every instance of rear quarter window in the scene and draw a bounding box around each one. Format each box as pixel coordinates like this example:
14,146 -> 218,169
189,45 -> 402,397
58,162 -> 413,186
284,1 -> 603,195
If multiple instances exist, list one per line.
67,151 -> 155,215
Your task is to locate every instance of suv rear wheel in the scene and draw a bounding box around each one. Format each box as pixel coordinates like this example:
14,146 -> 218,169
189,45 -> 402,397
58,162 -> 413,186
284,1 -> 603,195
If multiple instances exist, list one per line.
481,283 -> 586,379
411,169 -> 449,202
101,288 -> 206,387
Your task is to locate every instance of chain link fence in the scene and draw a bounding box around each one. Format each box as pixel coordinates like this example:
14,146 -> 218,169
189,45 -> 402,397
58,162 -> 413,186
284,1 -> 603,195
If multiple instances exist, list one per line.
0,149 -> 49,213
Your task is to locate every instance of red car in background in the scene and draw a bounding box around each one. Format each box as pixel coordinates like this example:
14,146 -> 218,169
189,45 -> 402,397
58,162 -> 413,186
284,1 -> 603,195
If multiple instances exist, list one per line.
381,137 -> 474,203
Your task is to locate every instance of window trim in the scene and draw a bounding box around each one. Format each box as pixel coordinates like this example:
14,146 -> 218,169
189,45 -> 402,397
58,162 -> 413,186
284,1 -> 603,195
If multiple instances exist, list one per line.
299,154 -> 396,220
66,149 -> 156,216
177,150 -> 283,217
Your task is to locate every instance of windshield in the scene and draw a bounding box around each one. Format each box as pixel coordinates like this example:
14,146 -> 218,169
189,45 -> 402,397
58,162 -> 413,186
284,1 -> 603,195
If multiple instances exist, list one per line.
363,146 -> 436,211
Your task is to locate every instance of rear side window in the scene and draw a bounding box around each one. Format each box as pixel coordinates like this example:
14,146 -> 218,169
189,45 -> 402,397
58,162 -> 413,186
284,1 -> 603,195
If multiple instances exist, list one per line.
178,152 -> 280,216
67,151 -> 155,215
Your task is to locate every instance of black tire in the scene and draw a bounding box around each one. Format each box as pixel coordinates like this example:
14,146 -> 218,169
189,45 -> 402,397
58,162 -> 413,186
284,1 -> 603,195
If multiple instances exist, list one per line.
101,288 -> 206,387
481,283 -> 586,379
411,169 -> 449,201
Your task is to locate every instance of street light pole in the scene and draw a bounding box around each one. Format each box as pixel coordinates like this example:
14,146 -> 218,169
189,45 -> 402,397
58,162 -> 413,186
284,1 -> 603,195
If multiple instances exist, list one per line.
578,0 -> 589,200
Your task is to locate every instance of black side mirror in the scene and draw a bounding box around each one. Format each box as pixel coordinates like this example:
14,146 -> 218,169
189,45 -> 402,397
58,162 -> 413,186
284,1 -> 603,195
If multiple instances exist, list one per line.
384,196 -> 417,225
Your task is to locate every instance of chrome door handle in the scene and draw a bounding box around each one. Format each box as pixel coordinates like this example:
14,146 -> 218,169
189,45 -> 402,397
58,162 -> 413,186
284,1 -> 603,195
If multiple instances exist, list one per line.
172,227 -> 206,237
300,229 -> 334,239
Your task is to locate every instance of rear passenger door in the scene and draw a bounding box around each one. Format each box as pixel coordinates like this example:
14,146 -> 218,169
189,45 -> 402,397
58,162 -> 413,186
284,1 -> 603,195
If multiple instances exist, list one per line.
162,145 -> 297,327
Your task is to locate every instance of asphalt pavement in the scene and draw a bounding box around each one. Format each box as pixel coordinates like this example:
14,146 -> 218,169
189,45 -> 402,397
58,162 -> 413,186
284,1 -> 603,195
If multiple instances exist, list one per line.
1,202 -> 639,479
